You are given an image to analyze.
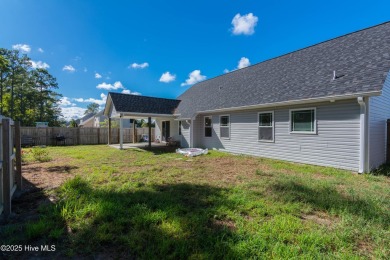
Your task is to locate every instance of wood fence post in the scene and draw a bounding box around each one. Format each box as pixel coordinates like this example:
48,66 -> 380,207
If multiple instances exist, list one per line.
15,121 -> 22,191
77,127 -> 80,145
97,128 -> 100,144
108,118 -> 111,145
45,127 -> 49,146
387,119 -> 390,163
148,117 -> 152,149
2,119 -> 11,217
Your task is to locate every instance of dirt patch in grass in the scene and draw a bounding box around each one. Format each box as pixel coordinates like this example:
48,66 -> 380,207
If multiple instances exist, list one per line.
23,160 -> 75,190
2,159 -> 74,225
300,211 -> 338,228
210,218 -> 237,231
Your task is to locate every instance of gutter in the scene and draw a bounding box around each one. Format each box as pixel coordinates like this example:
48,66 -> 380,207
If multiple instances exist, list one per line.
357,97 -> 367,173
196,91 -> 381,115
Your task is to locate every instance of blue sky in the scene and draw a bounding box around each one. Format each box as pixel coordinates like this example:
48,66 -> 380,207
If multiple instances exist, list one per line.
1,0 -> 389,120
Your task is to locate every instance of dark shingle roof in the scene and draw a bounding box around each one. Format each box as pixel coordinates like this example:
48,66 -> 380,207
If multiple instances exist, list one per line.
109,92 -> 180,115
177,22 -> 390,118
79,112 -> 95,125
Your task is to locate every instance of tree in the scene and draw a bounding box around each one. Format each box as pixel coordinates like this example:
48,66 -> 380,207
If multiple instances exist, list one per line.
69,119 -> 78,127
100,118 -> 119,128
0,53 -> 10,114
30,68 -> 60,122
0,48 -> 63,126
84,103 -> 99,115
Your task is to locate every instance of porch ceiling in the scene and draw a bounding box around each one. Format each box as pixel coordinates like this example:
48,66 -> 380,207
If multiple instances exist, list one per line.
110,112 -> 176,120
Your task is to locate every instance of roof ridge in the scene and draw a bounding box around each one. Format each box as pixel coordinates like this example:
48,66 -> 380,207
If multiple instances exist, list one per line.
109,92 -> 179,101
183,20 -> 390,88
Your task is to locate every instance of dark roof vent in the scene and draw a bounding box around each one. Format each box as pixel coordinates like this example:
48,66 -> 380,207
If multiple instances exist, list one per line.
332,70 -> 345,80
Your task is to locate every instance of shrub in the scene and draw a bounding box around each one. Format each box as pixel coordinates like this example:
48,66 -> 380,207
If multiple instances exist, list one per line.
31,147 -> 51,162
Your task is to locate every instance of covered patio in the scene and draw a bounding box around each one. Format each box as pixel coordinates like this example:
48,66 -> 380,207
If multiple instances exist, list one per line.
104,92 -> 181,150
109,142 -> 168,150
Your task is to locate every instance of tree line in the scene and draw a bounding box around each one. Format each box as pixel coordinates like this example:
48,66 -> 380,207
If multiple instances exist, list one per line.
0,48 -> 62,126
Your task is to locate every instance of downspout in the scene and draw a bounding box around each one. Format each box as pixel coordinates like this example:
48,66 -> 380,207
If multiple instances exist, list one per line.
357,97 -> 366,173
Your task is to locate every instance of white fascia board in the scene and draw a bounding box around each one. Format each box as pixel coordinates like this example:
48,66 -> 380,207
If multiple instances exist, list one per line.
195,91 -> 381,115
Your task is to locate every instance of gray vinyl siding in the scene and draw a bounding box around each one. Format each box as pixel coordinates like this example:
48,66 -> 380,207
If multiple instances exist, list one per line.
369,72 -> 390,169
180,120 -> 191,148
155,119 -> 180,143
196,99 -> 361,171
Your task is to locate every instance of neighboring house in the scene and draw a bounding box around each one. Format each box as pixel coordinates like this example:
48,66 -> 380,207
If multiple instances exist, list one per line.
105,21 -> 390,172
80,110 -> 132,128
78,113 -> 96,127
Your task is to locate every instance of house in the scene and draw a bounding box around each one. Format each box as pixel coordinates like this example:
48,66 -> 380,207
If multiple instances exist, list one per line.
104,21 -> 390,173
78,113 -> 96,127
79,110 -> 132,128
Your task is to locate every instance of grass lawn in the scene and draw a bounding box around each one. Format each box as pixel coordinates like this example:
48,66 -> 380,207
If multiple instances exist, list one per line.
1,145 -> 389,258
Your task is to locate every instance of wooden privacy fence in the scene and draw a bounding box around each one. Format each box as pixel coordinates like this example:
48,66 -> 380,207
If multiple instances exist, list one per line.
0,118 -> 22,217
20,127 -> 155,146
387,119 -> 390,163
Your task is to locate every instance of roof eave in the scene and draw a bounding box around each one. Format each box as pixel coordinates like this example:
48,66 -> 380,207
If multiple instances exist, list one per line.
194,90 -> 381,115
112,112 -> 177,118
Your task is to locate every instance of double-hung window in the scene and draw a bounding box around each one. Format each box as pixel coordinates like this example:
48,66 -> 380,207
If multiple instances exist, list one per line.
290,108 -> 316,133
204,116 -> 212,137
258,112 -> 274,142
220,115 -> 230,139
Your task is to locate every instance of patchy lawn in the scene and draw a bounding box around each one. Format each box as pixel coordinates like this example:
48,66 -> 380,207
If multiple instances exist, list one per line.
1,145 -> 389,259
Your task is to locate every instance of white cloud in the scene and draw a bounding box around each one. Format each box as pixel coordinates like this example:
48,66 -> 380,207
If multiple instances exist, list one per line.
38,48 -> 44,53
96,81 -> 124,90
12,44 -> 31,53
61,106 -> 86,121
62,65 -> 76,72
59,97 -> 76,107
237,57 -> 250,69
159,71 -> 176,83
224,57 -> 251,73
95,73 -> 102,79
30,60 -> 50,69
130,62 -> 149,69
231,13 -> 258,35
73,93 -> 107,105
181,70 -> 206,86
121,89 -> 142,95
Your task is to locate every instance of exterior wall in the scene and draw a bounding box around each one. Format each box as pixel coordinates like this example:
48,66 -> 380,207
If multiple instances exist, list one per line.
195,99 -> 361,171
180,120 -> 191,148
155,119 -> 162,142
155,119 -> 180,143
369,72 -> 390,169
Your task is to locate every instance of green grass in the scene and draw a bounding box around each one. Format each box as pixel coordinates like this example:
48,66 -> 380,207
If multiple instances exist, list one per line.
4,145 -> 390,258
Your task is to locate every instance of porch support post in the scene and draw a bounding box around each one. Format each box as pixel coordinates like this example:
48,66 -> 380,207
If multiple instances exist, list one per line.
133,118 -> 136,143
119,114 -> 123,150
148,117 -> 152,150
108,118 -> 112,145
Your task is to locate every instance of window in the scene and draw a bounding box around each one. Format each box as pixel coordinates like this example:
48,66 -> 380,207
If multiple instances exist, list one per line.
178,121 -> 182,135
204,116 -> 212,137
258,112 -> 274,142
220,115 -> 230,139
290,108 -> 316,133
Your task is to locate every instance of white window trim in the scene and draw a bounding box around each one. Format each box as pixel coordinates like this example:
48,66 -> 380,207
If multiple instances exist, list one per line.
204,115 -> 212,137
289,107 -> 317,134
258,111 -> 275,142
219,114 -> 230,140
